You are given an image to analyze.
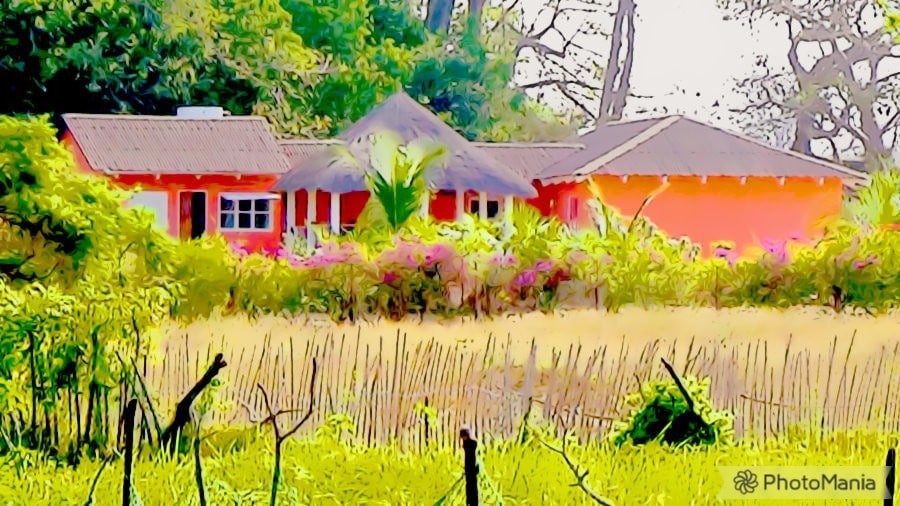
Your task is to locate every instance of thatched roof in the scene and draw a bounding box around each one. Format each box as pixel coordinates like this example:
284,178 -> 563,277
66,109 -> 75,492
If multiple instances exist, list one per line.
274,92 -> 537,197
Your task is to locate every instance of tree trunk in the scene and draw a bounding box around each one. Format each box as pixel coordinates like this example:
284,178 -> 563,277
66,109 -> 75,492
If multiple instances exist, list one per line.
792,112 -> 813,155
426,0 -> 454,34
469,0 -> 486,35
598,0 -> 635,123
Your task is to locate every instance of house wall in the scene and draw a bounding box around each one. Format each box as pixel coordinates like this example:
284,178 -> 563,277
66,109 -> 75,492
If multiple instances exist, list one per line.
288,189 -> 480,226
289,190 -> 370,228
62,132 -> 284,252
537,175 -> 845,255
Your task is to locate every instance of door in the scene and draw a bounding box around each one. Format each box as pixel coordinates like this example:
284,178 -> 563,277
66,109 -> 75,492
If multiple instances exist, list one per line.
178,191 -> 207,240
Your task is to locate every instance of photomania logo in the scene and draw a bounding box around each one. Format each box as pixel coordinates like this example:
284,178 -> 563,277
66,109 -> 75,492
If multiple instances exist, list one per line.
718,466 -> 893,500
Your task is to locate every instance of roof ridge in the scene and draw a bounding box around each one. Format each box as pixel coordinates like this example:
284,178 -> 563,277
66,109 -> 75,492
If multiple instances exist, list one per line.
471,141 -> 585,148
62,113 -> 268,122
277,138 -> 343,145
603,114 -> 681,126
677,117 -> 869,181
573,116 -> 681,177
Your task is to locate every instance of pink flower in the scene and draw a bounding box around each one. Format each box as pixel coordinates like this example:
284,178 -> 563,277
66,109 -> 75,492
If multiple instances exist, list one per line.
511,269 -> 538,289
533,259 -> 554,273
378,243 -> 420,269
423,243 -> 453,268
713,247 -> 737,266
490,252 -> 518,267
229,241 -> 248,258
851,255 -> 879,270
383,272 -> 399,283
760,238 -> 789,264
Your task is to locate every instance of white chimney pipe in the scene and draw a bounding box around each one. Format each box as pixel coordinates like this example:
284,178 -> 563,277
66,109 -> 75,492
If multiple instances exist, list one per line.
176,106 -> 225,119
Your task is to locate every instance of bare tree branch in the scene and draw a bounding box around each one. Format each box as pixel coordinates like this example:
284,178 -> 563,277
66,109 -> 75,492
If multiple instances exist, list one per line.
720,0 -> 900,167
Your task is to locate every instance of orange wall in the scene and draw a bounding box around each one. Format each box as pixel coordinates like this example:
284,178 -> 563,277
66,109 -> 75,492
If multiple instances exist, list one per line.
538,175 -> 844,255
62,132 -> 284,252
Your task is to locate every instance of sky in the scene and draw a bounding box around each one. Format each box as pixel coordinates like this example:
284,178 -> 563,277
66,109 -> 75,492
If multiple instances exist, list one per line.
623,0 -> 785,128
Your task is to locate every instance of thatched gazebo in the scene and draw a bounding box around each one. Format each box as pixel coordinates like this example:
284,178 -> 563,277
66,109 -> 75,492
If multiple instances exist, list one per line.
274,91 -> 536,242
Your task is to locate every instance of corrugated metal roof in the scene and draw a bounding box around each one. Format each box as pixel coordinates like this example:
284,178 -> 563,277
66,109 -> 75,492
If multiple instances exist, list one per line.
275,92 -> 539,197
62,113 -> 289,175
471,142 -> 583,179
540,116 -> 869,182
279,139 -> 341,165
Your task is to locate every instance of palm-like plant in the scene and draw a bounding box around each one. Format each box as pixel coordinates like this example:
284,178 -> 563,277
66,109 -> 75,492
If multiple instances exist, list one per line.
357,131 -> 448,232
843,167 -> 900,228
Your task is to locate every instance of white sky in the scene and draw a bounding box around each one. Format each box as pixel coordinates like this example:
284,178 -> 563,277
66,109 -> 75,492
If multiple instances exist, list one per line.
623,0 -> 785,128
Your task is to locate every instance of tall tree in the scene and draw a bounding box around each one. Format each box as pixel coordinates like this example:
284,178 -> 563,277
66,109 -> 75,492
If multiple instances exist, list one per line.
0,0 -> 324,134
720,0 -> 900,169
597,0 -> 636,123
477,0 -> 638,128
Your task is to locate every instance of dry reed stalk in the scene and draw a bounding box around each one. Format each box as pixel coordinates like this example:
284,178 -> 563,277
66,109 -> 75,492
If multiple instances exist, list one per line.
359,342 -> 371,445
884,344 -> 899,432
144,319 -> 900,448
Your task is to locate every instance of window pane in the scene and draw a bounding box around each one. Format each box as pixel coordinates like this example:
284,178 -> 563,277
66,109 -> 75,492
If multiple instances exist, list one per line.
220,198 -> 234,211
254,199 -> 270,212
254,213 -> 269,229
469,201 -> 479,213
238,199 -> 252,211
221,213 -> 234,228
238,212 -> 252,228
487,200 -> 499,217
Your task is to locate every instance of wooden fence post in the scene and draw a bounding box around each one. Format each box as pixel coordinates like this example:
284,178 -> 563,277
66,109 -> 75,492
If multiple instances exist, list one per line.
460,427 -> 478,506
122,398 -> 138,506
886,448 -> 895,506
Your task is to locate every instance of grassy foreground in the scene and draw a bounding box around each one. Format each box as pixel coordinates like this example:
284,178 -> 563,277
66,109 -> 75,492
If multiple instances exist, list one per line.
1,426 -> 895,505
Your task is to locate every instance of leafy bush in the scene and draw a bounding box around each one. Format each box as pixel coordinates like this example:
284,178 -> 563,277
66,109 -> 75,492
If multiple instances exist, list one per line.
0,115 -> 176,455
610,375 -> 735,447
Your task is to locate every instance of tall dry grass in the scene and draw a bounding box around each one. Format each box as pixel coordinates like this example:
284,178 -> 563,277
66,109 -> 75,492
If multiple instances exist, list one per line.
144,307 -> 900,448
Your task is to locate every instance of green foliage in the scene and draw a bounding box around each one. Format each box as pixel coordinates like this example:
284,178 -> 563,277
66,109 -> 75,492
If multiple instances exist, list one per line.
0,0 -> 323,133
610,375 -> 735,447
1,0 -> 572,140
878,0 -> 900,40
844,167 -> 900,227
361,132 -> 449,231
0,115 -> 175,454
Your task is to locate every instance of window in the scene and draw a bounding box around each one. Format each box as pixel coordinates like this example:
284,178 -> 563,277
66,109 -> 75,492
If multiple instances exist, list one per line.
125,191 -> 169,231
219,193 -> 276,231
468,198 -> 500,219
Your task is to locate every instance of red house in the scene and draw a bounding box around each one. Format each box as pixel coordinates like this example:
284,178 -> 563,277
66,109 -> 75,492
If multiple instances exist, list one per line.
531,116 -> 868,254
61,97 -> 869,257
61,107 -> 290,252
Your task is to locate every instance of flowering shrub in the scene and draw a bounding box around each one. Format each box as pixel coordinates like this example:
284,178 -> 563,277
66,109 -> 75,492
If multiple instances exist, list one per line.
164,189 -> 900,322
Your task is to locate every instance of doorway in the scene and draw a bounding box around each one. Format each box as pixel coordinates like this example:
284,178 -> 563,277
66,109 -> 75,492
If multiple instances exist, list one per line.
178,191 -> 207,240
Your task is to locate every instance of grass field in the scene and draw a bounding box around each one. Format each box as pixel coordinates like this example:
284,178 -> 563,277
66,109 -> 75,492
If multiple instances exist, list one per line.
2,427 -> 896,505
145,307 -> 900,447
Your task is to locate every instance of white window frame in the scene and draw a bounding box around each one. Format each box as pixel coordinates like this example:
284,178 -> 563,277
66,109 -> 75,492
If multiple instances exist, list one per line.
219,192 -> 278,232
468,197 -> 502,220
